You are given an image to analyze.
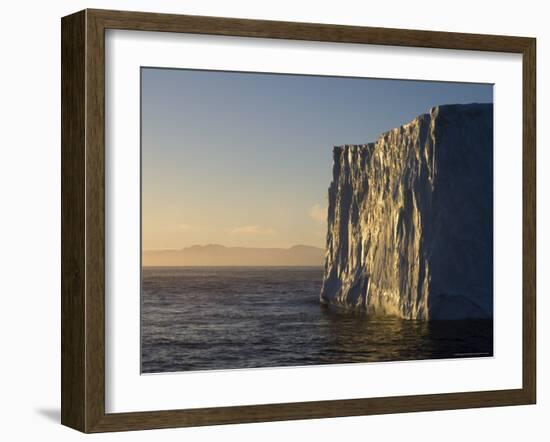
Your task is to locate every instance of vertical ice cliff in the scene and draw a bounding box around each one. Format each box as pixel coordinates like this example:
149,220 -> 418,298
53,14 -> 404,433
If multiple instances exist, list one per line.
320,103 -> 493,320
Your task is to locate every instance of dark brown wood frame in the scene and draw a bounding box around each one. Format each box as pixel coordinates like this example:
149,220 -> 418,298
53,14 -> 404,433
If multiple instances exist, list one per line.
61,8 -> 536,433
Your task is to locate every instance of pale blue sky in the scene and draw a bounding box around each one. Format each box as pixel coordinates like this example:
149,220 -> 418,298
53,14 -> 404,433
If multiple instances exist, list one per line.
142,68 -> 492,250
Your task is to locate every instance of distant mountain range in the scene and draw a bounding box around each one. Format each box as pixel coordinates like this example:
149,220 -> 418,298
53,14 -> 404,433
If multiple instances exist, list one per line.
142,244 -> 325,267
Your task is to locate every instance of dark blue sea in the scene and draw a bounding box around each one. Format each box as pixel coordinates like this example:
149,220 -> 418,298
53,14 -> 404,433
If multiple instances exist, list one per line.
141,266 -> 493,373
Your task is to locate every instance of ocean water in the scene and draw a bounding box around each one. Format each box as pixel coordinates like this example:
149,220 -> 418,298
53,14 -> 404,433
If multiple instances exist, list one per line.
141,266 -> 493,373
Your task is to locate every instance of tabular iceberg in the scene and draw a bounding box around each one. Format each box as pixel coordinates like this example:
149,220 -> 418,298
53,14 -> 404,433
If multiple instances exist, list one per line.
320,103 -> 493,320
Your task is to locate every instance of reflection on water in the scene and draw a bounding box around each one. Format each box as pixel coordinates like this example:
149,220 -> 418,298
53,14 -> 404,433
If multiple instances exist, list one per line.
141,267 -> 493,373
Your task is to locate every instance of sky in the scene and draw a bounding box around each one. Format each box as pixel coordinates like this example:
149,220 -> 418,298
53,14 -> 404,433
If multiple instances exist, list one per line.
141,68 -> 493,250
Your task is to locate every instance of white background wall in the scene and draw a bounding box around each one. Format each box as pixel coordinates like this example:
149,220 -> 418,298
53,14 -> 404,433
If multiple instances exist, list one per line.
0,0 -> 546,440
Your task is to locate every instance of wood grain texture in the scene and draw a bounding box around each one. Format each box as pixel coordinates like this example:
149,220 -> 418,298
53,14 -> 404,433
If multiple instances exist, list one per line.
60,8 -> 537,433
84,10 -> 107,432
61,10 -> 86,431
522,38 -> 536,404
89,8 -> 532,52
91,389 -> 530,432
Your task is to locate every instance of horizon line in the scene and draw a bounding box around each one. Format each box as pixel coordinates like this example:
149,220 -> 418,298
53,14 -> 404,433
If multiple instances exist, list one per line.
142,264 -> 325,268
142,243 -> 325,252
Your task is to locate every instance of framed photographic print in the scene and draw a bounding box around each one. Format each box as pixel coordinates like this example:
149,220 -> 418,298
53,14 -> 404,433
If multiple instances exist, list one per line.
61,9 -> 536,433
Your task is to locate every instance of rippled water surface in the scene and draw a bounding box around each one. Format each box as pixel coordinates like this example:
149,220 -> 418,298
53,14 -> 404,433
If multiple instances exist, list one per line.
141,267 -> 493,373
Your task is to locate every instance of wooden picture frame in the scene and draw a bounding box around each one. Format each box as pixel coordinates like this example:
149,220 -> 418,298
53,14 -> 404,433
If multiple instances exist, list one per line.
61,8 -> 536,433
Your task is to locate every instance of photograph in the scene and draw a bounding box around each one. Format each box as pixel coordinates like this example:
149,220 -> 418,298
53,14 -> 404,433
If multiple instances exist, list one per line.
140,67 -> 494,374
